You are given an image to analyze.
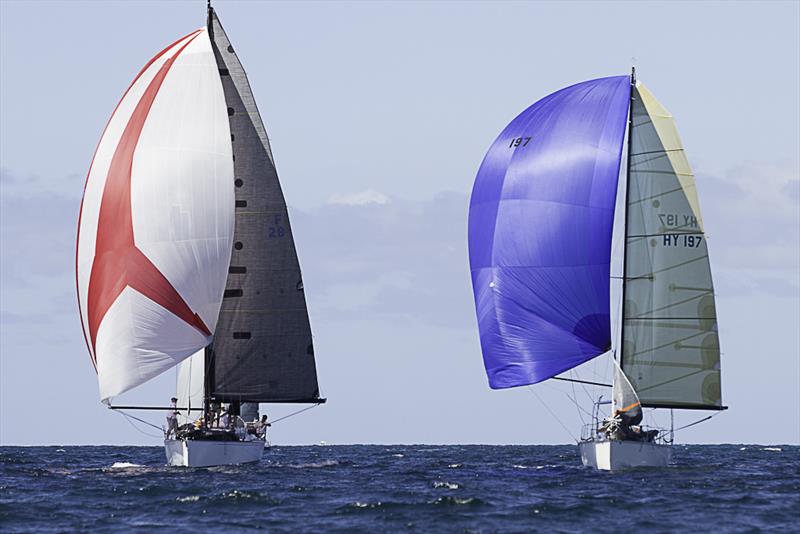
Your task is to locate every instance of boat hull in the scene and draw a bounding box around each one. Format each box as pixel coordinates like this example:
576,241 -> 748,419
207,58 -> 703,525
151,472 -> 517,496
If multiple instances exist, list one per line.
165,439 -> 264,467
579,440 -> 672,470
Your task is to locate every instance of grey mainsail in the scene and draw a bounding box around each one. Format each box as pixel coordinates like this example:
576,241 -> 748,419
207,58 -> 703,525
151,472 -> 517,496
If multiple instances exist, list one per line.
205,8 -> 321,403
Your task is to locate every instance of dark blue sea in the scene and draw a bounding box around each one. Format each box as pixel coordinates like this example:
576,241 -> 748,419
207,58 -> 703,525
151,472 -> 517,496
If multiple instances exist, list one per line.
1,445 -> 798,532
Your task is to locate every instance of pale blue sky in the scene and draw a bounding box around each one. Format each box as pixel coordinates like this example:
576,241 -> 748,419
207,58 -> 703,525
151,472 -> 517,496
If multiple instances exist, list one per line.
1,0 -> 798,446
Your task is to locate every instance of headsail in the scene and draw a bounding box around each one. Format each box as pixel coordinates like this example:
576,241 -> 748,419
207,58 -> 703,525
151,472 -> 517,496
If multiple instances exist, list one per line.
612,361 -> 642,424
468,76 -> 630,389
621,82 -> 722,409
205,9 -> 321,403
176,350 -> 205,425
76,29 -> 235,401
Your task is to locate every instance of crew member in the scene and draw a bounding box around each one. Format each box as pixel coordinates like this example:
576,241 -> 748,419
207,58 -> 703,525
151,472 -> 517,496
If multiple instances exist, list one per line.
256,415 -> 271,439
166,397 -> 179,438
218,404 -> 230,429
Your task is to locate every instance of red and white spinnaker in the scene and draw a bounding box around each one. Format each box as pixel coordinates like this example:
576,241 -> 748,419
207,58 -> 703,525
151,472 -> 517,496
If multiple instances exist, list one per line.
76,29 -> 234,401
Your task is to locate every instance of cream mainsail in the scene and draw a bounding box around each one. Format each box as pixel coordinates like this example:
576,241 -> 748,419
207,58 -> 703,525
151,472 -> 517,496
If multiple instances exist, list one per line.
620,82 -> 722,409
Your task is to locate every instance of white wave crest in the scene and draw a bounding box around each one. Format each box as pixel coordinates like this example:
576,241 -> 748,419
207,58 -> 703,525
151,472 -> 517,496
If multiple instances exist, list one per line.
513,464 -> 555,470
109,462 -> 143,469
289,460 -> 339,469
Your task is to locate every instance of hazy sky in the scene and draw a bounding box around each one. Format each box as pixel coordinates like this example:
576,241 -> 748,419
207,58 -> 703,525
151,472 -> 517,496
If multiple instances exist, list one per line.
1,0 -> 798,446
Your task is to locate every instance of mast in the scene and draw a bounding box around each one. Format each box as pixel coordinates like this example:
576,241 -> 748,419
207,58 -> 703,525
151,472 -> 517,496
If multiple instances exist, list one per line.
618,66 -> 636,371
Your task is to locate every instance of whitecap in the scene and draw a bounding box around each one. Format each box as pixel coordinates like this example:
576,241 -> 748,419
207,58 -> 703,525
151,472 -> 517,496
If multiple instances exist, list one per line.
177,495 -> 200,502
391,454 -> 404,458
447,463 -> 462,469
762,447 -> 782,452
289,460 -> 339,469
350,501 -> 382,508
55,449 -> 66,453
433,481 -> 460,490
109,462 -> 143,469
513,463 -> 556,470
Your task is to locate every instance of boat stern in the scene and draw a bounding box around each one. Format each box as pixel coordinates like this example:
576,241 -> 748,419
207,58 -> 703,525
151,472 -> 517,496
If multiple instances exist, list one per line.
579,440 -> 672,470
164,438 -> 264,467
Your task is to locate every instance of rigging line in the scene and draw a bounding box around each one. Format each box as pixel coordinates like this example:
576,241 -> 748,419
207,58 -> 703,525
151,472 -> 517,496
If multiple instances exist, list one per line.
543,375 -> 594,419
552,376 -> 611,388
564,389 -> 594,420
116,411 -> 164,439
578,375 -> 598,407
269,403 -> 321,425
567,371 -> 585,425
673,410 -> 723,433
527,387 -> 578,443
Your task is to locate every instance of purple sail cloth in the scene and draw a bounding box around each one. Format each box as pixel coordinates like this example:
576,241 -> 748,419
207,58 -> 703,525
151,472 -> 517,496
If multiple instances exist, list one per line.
468,75 -> 630,389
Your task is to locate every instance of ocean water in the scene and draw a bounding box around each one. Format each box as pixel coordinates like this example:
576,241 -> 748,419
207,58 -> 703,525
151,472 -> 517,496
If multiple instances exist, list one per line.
1,444 -> 798,532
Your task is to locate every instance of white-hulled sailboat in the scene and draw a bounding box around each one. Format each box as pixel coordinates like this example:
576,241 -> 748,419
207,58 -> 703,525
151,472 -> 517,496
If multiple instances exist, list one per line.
468,69 -> 725,470
76,4 -> 324,467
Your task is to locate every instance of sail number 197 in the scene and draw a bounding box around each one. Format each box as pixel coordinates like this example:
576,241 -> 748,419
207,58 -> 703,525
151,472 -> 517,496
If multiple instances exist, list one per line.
508,136 -> 531,148
662,234 -> 702,248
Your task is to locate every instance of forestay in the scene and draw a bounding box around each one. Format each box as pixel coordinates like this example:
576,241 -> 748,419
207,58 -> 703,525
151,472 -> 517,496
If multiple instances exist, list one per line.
621,82 -> 722,409
468,76 -> 630,389
76,29 -> 235,401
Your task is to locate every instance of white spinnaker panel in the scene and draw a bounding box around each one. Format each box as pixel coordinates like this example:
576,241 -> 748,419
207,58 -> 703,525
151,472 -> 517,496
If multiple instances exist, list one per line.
96,288 -> 210,400
176,349 -> 205,425
76,29 -> 234,401
621,82 -> 721,408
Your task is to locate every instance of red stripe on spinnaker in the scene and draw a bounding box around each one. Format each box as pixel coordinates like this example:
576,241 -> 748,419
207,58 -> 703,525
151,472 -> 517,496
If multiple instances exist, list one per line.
76,29 -> 204,370
85,30 -> 211,360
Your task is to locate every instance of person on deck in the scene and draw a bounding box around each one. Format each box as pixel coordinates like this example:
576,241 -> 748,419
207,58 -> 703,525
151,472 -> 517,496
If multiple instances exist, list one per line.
599,406 -> 644,441
255,415 -> 271,439
208,403 -> 221,428
166,397 -> 178,438
218,404 -> 230,429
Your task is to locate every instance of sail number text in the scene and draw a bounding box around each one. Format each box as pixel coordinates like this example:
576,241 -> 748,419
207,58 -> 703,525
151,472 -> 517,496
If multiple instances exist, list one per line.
658,213 -> 698,229
268,214 -> 285,238
508,136 -> 531,148
662,234 -> 702,248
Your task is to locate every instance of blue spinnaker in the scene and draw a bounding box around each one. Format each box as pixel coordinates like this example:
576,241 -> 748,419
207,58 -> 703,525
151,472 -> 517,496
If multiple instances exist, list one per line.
468,75 -> 630,389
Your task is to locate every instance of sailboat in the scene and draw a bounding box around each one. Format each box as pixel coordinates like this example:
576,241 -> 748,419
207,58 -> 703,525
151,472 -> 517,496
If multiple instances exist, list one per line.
467,70 -> 725,470
76,4 -> 324,467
